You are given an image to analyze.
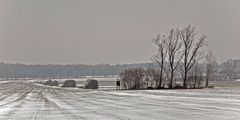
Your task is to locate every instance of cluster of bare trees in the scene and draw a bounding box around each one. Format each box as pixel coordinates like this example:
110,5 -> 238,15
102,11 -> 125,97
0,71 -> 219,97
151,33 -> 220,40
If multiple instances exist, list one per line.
205,50 -> 217,87
219,59 -> 239,81
120,67 -> 161,90
120,25 -> 217,89
120,68 -> 145,89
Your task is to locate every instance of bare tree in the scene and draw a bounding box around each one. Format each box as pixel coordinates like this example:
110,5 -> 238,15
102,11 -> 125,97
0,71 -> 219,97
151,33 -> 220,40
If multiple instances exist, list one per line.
152,68 -> 161,88
205,50 -> 217,87
189,63 -> 204,88
152,35 -> 167,88
120,69 -> 132,89
163,65 -> 170,88
180,25 -> 206,88
145,67 -> 160,88
145,67 -> 155,88
165,29 -> 183,88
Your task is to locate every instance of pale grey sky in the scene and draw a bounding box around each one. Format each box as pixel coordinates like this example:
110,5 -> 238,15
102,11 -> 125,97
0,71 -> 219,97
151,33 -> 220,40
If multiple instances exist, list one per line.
0,0 -> 239,64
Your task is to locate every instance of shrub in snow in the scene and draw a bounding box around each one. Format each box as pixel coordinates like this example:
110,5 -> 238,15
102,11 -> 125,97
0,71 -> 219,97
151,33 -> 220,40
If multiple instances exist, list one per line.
84,79 -> 98,89
62,80 -> 76,87
207,85 -> 215,89
146,87 -> 154,90
173,84 -> 184,89
120,68 -> 145,90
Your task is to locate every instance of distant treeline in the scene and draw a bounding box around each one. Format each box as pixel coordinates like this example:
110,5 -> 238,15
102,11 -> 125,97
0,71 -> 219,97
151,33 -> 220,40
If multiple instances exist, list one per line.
0,62 -> 152,79
0,59 -> 239,80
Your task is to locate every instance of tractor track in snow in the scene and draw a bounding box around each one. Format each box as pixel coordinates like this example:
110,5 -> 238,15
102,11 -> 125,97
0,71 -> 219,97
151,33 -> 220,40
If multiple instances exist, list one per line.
48,90 -> 129,120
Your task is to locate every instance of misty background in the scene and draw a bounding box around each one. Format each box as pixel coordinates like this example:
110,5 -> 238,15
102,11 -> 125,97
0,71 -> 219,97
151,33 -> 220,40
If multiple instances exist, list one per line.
0,0 -> 240,65
0,0 -> 240,79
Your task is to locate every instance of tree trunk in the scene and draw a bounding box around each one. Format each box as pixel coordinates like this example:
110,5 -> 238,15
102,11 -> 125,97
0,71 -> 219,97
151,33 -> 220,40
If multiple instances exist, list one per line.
205,74 -> 209,88
183,70 -> 188,88
193,76 -> 197,89
169,70 -> 174,89
159,67 -> 163,88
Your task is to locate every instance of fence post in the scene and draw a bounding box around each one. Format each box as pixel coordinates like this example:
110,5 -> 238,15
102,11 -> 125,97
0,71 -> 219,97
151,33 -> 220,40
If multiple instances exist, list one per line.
116,80 -> 120,90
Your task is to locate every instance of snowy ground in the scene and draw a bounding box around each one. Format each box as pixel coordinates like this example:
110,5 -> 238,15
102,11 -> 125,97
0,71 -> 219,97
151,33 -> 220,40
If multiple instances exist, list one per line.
0,81 -> 240,120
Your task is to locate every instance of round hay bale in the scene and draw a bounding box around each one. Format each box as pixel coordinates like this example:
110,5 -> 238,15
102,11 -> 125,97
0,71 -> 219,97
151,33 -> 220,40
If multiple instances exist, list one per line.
84,79 -> 98,89
62,80 -> 76,87
51,80 -> 59,86
44,80 -> 59,86
44,80 -> 53,86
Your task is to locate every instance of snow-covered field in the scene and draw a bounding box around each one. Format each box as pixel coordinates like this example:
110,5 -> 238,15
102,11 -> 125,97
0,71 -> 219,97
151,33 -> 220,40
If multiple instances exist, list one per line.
0,81 -> 240,120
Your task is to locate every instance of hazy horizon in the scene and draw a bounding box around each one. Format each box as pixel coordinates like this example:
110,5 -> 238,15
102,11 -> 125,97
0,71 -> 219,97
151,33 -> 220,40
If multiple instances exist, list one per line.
0,0 -> 240,65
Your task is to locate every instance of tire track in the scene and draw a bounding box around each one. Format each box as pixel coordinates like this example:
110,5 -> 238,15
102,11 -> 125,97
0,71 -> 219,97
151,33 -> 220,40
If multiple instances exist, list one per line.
0,87 -> 33,108
48,90 -> 132,120
43,93 -> 84,120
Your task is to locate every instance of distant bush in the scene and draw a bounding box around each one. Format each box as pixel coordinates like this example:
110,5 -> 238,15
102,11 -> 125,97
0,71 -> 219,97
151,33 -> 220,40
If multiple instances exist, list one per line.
207,85 -> 215,89
173,85 -> 184,89
146,87 -> 154,90
62,80 -> 76,87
